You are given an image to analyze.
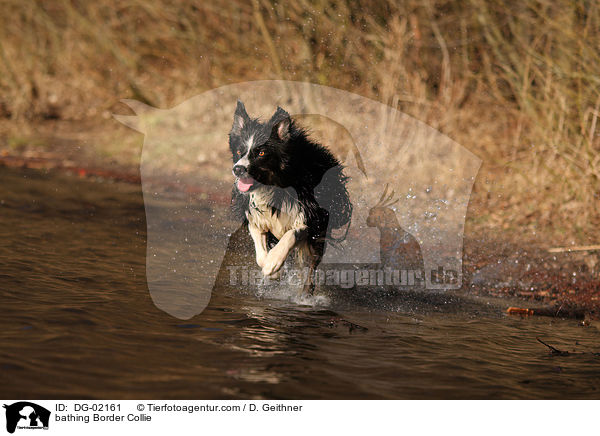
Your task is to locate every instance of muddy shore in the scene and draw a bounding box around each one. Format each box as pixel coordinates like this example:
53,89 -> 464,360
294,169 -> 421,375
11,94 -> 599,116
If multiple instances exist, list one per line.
2,147 -> 598,321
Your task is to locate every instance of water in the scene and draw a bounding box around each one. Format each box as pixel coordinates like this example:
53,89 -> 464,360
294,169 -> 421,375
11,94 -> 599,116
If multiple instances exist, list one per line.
0,167 -> 598,399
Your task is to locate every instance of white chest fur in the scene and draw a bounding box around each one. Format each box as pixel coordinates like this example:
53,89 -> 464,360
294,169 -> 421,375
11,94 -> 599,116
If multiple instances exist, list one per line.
246,187 -> 306,240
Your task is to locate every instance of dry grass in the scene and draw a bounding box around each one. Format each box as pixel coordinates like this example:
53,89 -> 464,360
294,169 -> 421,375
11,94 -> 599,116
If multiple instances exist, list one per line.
0,0 -> 598,243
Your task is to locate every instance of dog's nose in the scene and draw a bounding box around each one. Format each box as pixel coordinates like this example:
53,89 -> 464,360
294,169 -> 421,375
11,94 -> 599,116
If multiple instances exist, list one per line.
233,165 -> 247,177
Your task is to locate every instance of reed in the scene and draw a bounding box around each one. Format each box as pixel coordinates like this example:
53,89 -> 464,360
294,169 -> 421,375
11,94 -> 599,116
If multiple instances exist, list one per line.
0,0 -> 598,240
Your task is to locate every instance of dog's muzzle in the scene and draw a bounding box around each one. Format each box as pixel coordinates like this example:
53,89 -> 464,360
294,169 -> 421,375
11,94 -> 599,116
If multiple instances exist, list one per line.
233,165 -> 255,192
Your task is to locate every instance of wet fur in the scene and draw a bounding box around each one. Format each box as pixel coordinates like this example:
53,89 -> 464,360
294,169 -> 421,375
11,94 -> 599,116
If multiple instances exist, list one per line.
229,101 -> 352,292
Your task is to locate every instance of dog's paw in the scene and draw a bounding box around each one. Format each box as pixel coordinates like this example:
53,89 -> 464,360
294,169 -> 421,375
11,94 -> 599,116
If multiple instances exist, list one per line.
262,247 -> 288,277
265,269 -> 281,280
256,251 -> 267,268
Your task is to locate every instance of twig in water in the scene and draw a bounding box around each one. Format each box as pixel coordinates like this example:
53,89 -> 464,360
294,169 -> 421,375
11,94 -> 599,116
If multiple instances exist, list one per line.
547,244 -> 600,253
536,337 -> 569,356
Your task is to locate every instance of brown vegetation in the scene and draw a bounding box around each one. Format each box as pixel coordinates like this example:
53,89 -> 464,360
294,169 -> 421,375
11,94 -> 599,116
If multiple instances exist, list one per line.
0,0 -> 599,243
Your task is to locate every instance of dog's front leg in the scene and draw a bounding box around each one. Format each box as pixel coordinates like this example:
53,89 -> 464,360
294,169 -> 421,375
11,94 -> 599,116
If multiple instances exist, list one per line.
262,229 -> 306,277
248,223 -> 268,268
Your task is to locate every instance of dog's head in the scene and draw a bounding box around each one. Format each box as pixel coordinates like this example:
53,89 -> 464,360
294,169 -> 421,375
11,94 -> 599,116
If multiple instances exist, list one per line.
229,101 -> 292,193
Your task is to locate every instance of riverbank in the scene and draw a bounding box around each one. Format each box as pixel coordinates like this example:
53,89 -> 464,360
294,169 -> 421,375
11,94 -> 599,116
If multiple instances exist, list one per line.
1,124 -> 598,320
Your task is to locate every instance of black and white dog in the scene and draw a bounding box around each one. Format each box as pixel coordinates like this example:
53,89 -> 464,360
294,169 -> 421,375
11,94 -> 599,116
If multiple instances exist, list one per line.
229,101 -> 352,293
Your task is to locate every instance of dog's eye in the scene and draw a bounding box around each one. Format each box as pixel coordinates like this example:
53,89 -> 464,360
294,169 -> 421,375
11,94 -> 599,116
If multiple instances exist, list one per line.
258,151 -> 265,157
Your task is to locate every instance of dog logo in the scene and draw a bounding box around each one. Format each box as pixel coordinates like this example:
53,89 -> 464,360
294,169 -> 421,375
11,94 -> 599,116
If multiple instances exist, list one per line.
3,402 -> 50,434
115,80 -> 481,319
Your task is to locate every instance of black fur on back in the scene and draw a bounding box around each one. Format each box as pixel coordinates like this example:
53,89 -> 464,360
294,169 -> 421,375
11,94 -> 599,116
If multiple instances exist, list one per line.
229,101 -> 352,242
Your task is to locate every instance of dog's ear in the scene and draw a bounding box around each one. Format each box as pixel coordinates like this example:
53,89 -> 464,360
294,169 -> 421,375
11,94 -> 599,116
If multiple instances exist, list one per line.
269,106 -> 291,141
231,100 -> 249,135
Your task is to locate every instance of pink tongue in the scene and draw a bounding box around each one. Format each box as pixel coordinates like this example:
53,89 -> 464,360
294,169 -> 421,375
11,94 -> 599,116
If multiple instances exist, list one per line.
237,177 -> 254,192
